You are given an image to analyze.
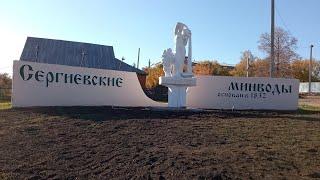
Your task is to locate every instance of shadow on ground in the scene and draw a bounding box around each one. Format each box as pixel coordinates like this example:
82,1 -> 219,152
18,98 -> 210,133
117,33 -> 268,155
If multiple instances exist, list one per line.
11,106 -> 320,122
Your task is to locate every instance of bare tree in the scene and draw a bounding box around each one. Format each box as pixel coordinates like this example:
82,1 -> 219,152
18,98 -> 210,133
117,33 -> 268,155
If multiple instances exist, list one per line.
230,50 -> 255,77
258,27 -> 299,78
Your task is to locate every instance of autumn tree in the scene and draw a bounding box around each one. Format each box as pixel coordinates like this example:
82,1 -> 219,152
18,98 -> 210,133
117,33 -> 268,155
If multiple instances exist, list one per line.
0,73 -> 11,87
0,73 -> 12,101
291,59 -> 320,82
230,50 -> 255,77
251,58 -> 270,77
193,61 -> 231,76
258,27 -> 299,78
144,60 -> 233,89
193,61 -> 216,75
231,51 -> 282,78
314,60 -> 320,80
143,64 -> 164,88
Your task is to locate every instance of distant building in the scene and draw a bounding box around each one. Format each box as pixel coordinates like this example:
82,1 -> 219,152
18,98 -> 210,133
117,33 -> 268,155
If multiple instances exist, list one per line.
192,61 -> 235,71
219,63 -> 235,71
20,37 -> 147,87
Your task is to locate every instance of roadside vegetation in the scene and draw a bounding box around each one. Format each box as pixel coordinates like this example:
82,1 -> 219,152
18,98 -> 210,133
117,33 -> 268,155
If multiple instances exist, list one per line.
0,101 -> 11,110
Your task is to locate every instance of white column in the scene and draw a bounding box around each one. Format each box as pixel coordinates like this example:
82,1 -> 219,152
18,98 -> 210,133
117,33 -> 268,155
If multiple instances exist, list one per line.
168,86 -> 187,108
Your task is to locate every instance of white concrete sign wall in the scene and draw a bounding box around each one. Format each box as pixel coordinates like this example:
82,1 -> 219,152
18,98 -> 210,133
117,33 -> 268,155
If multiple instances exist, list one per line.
299,82 -> 320,93
12,61 -> 165,107
187,76 -> 299,110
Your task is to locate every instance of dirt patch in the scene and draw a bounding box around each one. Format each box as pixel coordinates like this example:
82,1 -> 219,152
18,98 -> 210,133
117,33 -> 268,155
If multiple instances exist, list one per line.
299,95 -> 320,108
0,107 -> 319,179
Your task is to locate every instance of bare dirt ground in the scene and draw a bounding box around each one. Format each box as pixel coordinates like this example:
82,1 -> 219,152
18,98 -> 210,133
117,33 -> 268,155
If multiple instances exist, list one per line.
299,95 -> 320,108
0,100 -> 319,179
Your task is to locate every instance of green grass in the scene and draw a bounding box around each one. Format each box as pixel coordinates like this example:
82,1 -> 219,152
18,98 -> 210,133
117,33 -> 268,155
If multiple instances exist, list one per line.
298,104 -> 320,113
0,102 -> 11,110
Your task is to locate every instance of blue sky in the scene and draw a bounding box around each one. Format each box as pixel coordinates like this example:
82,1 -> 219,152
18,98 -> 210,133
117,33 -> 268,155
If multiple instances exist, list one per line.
0,0 -> 320,74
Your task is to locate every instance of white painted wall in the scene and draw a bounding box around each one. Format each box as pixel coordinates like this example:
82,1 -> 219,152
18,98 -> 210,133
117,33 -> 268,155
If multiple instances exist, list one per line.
12,61 -> 300,110
187,76 -> 299,110
12,61 -> 166,107
299,82 -> 320,93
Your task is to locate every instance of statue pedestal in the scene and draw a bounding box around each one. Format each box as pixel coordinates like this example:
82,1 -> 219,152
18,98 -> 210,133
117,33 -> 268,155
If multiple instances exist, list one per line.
159,76 -> 196,108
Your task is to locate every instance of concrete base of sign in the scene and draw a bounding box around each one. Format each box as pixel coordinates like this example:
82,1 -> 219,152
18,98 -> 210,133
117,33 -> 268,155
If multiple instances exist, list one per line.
150,106 -> 204,112
159,76 -> 196,86
159,76 -> 196,108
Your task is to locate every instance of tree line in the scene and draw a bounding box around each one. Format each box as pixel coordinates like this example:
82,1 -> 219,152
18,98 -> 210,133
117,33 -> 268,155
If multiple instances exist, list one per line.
0,73 -> 12,101
144,27 -> 320,88
1,27 -> 319,90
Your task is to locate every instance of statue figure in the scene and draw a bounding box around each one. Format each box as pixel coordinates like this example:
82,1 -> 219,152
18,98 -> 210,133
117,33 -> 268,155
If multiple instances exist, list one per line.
162,22 -> 192,78
159,22 -> 196,108
162,48 -> 174,77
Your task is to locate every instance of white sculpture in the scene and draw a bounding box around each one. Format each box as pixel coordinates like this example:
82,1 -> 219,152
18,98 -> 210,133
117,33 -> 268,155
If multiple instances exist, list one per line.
162,22 -> 193,77
162,48 -> 174,77
159,22 -> 196,108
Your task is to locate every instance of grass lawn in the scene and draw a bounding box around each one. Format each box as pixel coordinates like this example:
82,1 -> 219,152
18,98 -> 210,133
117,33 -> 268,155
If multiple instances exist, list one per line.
299,104 -> 320,111
0,102 -> 11,110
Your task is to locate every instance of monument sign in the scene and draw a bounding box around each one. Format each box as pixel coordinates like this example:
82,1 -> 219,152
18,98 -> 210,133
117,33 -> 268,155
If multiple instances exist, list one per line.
12,22 -> 300,110
187,76 -> 299,110
12,61 -> 165,107
159,22 -> 196,108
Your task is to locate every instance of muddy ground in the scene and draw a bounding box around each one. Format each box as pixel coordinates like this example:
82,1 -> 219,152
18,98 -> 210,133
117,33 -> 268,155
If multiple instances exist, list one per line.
0,100 -> 319,179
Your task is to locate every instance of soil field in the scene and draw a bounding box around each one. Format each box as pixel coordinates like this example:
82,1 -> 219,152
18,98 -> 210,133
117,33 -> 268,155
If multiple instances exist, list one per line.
0,104 -> 320,179
299,95 -> 320,108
